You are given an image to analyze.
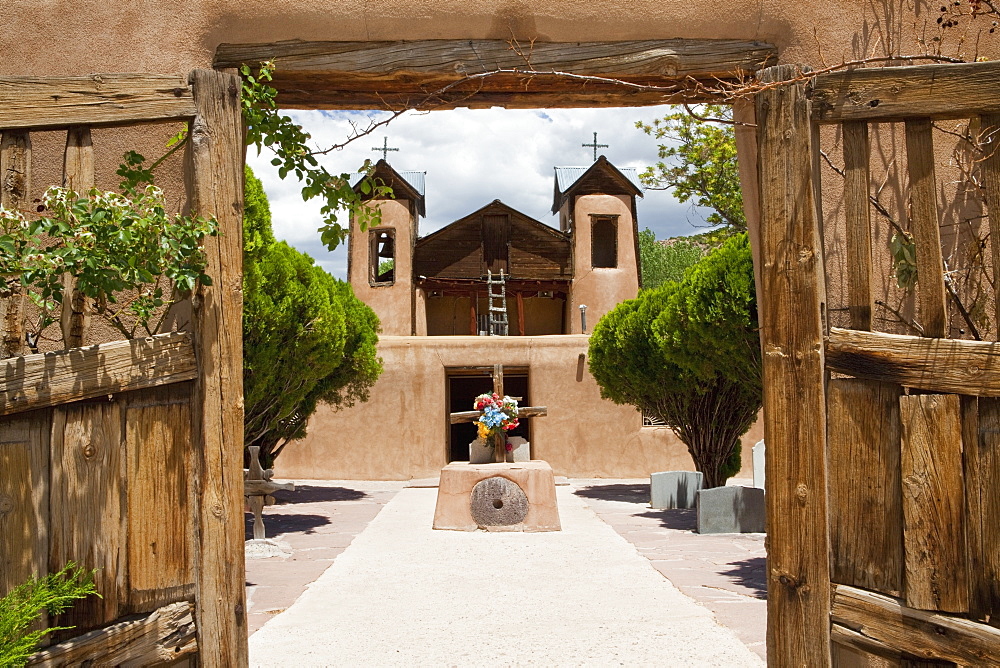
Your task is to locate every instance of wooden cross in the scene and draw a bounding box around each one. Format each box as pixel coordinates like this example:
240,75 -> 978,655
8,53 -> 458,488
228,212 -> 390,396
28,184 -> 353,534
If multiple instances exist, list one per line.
448,364 -> 548,462
582,131 -> 609,161
372,136 -> 399,161
244,445 -> 295,540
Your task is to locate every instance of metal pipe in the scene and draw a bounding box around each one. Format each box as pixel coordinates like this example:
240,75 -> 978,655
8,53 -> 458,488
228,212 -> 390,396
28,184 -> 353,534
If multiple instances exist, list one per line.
579,304 -> 588,334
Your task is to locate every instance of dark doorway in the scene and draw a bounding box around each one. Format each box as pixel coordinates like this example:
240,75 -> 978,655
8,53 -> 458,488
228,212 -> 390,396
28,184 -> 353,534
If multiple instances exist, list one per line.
447,368 -> 529,462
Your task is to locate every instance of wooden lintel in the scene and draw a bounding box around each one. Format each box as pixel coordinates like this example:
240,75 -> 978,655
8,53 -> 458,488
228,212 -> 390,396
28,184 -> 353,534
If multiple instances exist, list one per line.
450,406 -> 547,424
826,327 -> 1000,395
213,39 -> 776,110
0,332 -> 196,417
244,479 -> 295,496
810,60 -> 1000,123
0,74 -> 196,131
831,584 -> 1000,665
27,601 -> 197,666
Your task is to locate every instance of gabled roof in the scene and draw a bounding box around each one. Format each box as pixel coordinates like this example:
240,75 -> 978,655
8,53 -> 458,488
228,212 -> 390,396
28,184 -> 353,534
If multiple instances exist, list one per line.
353,159 -> 426,217
552,155 -> 644,213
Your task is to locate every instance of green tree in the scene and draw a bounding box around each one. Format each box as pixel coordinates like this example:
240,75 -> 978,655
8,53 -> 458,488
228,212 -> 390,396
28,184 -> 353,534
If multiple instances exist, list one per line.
242,167 -> 382,467
636,105 -> 745,230
637,228 -> 704,290
589,233 -> 760,488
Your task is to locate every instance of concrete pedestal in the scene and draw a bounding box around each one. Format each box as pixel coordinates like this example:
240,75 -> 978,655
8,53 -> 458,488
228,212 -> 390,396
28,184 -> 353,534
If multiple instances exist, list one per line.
433,461 -> 561,532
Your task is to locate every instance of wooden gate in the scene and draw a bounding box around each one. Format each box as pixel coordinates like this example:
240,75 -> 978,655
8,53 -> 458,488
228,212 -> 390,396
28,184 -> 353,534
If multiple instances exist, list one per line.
757,62 -> 1000,665
0,70 -> 246,666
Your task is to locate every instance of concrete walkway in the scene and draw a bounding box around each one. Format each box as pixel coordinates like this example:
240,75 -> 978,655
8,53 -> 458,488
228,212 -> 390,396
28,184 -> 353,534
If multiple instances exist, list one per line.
249,485 -> 762,667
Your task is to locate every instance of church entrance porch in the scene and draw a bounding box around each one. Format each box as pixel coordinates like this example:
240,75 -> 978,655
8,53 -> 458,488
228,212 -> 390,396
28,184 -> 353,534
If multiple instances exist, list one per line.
446,366 -> 529,462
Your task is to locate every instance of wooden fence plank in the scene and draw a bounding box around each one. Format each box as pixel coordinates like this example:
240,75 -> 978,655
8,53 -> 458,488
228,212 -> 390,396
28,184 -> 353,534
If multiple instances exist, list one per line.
0,331 -> 196,416
811,61 -> 1000,123
755,63 -> 831,666
904,119 -> 948,338
60,127 -> 94,349
186,68 -> 248,667
1,130 -> 31,357
48,400 -> 124,631
26,600 -> 197,666
964,396 -> 1000,626
832,624 -> 903,667
825,327 -> 1000,395
125,385 -> 193,613
213,39 -> 777,110
899,394 -> 968,612
843,121 -> 874,330
828,379 -> 904,597
0,411 -> 50,596
980,113 -> 1000,340
832,584 -> 1000,664
0,74 -> 195,130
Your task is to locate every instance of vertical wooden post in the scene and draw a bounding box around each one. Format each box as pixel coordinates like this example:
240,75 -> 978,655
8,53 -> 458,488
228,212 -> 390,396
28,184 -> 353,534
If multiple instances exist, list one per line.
186,68 -> 247,668
61,127 -> 94,348
755,64 -> 832,666
979,113 -> 1000,340
492,363 -> 505,462
904,119 -> 948,338
0,130 -> 31,357
842,121 -> 874,331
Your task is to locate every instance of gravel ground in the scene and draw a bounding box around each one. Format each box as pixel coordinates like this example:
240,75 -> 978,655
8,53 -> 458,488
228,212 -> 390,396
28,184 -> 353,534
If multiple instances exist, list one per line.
248,485 -> 762,667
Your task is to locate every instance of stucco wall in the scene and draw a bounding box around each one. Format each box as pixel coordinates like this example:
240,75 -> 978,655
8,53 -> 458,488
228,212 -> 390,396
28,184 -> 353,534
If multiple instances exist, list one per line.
348,199 -> 414,335
276,334 -> 762,480
567,194 -> 639,333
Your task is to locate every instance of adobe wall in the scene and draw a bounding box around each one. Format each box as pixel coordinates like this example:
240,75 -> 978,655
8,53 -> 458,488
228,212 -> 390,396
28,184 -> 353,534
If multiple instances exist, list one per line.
567,194 -> 639,334
276,334 -> 763,480
5,2 -> 994,79
348,199 -> 415,335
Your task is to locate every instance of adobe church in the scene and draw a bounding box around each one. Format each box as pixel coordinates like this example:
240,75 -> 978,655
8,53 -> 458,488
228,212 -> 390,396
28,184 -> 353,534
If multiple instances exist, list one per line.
276,156 -> 761,480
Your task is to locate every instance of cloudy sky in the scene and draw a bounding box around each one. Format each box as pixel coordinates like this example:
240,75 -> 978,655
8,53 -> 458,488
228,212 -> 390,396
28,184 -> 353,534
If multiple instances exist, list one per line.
246,105 -> 719,278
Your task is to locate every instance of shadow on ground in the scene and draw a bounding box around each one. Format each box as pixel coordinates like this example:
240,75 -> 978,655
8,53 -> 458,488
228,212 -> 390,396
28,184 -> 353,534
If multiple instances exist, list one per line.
244,513 -> 332,540
636,508 -> 698,531
271,485 -> 368,504
573,483 -> 649,503
720,556 -> 767,599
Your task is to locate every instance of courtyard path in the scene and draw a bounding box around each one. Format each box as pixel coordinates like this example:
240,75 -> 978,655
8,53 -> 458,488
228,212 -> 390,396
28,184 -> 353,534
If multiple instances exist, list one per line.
248,485 -> 762,667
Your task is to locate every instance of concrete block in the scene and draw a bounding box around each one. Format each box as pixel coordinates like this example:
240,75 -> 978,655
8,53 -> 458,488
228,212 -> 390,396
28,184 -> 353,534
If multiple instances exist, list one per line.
696,486 -> 766,534
752,440 -> 765,489
507,436 -> 530,462
650,471 -> 703,509
469,438 -> 492,464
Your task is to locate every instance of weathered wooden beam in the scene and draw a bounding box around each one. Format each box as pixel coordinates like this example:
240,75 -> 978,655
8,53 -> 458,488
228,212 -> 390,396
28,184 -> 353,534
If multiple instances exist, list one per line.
449,406 -> 548,424
905,119 -> 948,338
980,113 -> 1000,339
842,121 -> 874,331
244,479 -> 295,496
60,127 -> 94,349
27,601 -> 197,666
811,61 -> 1000,123
755,63 -> 831,666
899,394 -> 968,612
0,74 -> 196,131
962,396 -> 1000,625
0,332 -> 196,416
213,39 -> 777,110
831,623 -> 904,664
0,129 -> 30,357
831,584 -> 1000,665
827,379 -> 904,597
826,327 -> 1000,395
186,68 -> 248,667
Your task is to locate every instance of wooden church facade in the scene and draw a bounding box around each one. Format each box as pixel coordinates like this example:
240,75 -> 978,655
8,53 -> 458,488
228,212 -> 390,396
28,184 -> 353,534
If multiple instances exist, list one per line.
277,158 -> 761,480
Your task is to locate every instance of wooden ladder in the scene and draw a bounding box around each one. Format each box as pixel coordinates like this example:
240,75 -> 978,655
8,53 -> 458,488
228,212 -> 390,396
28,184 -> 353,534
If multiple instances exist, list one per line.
486,270 -> 509,336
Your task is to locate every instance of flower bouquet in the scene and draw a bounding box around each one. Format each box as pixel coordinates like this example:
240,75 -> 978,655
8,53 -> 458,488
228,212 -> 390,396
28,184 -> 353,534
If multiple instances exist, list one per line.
473,393 -> 520,462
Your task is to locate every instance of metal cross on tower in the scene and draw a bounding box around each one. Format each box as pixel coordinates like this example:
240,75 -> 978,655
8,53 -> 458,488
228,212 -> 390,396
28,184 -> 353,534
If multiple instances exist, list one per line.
372,136 -> 399,161
582,131 -> 609,161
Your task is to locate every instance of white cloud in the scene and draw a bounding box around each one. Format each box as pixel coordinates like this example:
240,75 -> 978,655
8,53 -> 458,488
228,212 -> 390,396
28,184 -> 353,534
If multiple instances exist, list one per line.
246,105 -> 723,278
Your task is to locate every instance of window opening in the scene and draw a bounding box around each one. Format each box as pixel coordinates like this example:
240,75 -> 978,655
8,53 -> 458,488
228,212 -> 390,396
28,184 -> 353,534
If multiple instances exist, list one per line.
591,215 -> 618,268
370,229 -> 396,285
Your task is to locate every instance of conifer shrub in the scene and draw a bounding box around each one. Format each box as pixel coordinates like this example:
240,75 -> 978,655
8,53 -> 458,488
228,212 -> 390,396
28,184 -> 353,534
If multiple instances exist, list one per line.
589,233 -> 760,488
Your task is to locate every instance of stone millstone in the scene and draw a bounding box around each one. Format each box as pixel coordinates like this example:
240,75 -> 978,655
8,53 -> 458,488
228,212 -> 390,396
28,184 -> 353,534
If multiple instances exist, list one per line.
470,476 -> 529,527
